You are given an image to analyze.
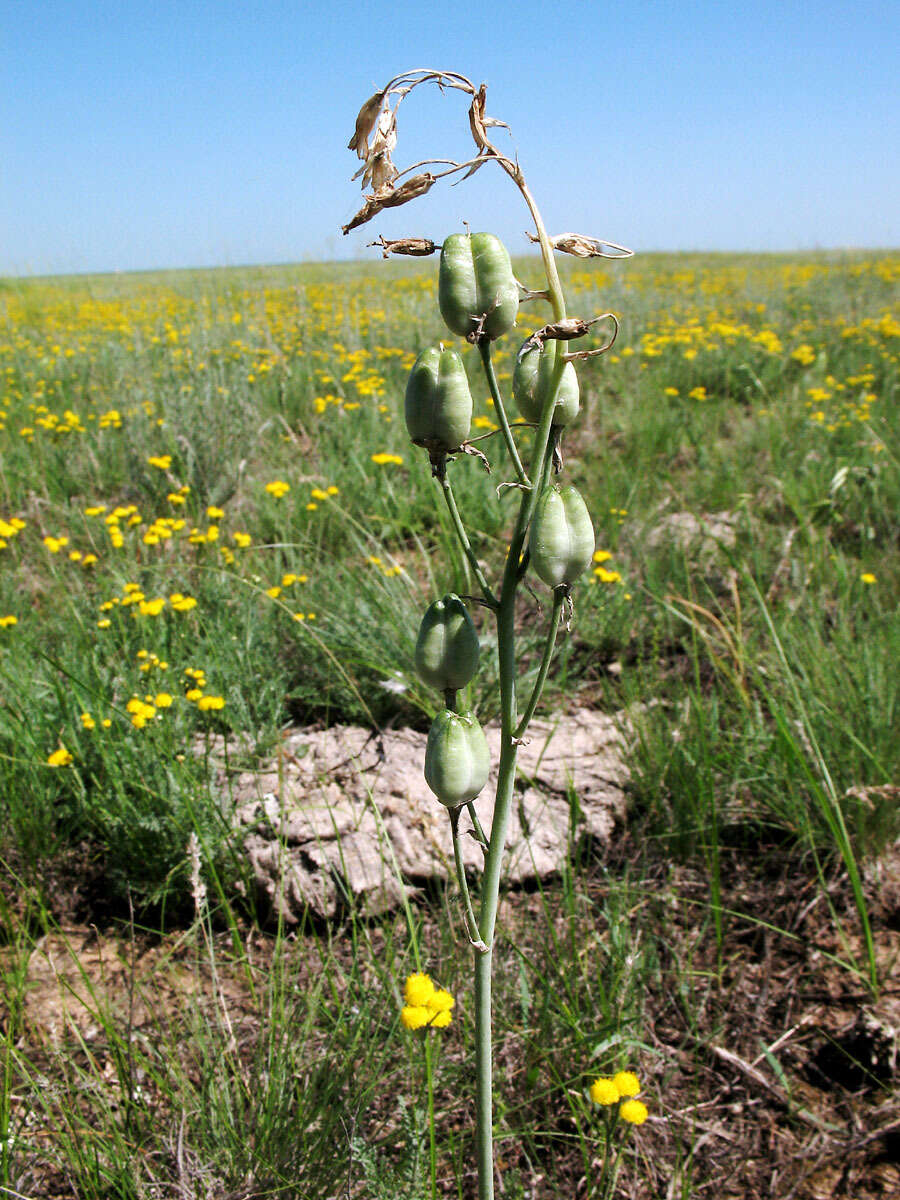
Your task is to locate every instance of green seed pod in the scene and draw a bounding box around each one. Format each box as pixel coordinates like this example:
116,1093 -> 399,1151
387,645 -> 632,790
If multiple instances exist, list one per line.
513,340 -> 580,426
528,484 -> 595,590
404,346 -> 473,453
415,593 -> 480,691
424,709 -> 491,808
439,232 -> 519,342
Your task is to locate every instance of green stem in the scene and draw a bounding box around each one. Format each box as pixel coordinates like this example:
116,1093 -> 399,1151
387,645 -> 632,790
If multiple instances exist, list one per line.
478,341 -> 529,487
465,800 -> 489,851
514,590 -> 565,739
436,468 -> 498,609
424,1033 -> 437,1200
450,808 -> 488,951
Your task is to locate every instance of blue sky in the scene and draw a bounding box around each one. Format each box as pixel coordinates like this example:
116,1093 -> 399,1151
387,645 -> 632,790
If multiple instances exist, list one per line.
2,0 -> 898,275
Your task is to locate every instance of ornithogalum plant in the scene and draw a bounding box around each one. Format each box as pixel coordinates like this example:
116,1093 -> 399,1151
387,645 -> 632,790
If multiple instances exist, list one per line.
344,69 -> 631,1200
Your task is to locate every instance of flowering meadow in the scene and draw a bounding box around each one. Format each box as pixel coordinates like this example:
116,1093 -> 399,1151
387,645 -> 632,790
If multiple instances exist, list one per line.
1,251 -> 898,1197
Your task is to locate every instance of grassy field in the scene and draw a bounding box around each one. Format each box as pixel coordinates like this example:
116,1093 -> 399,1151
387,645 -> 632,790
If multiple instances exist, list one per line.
1,250 -> 898,1198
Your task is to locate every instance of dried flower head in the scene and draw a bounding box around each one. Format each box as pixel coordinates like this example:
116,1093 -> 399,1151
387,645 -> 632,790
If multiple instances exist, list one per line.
368,235 -> 438,259
526,231 -> 634,259
347,88 -> 388,159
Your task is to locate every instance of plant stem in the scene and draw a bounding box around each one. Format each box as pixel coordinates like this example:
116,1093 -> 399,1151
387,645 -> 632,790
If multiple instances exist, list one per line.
424,1033 -> 437,1200
449,808 -> 488,952
436,469 -> 498,609
514,590 -> 565,739
478,341 -> 529,487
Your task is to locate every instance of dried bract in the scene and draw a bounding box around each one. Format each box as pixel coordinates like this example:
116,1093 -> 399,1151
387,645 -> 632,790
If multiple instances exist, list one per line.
352,108 -> 399,190
382,172 -> 436,208
342,174 -> 436,236
368,235 -> 438,259
560,313 -> 619,361
348,88 -> 387,159
517,317 -> 598,357
527,231 -> 634,259
468,83 -> 508,157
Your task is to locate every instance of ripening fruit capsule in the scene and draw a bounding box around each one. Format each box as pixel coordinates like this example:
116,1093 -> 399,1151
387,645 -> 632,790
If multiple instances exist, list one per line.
439,232 -> 519,343
405,346 -> 473,453
415,594 -> 480,691
424,709 -> 491,808
513,340 -> 580,426
528,484 -> 595,590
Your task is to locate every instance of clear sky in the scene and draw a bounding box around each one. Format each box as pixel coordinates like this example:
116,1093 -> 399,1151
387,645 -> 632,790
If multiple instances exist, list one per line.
2,0 -> 898,276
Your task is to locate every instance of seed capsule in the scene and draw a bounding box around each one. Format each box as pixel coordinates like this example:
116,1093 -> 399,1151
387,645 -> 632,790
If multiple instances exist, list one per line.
439,232 -> 518,342
424,709 -> 491,808
513,340 -> 580,426
415,594 -> 480,691
528,485 -> 595,590
404,346 -> 473,453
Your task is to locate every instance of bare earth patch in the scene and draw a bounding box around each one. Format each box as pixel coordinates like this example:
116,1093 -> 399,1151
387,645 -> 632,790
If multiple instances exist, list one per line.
222,706 -> 630,921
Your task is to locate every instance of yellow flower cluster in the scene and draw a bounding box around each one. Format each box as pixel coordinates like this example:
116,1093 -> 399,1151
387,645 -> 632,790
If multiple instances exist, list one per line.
590,547 -> 623,586
400,972 -> 455,1031
589,1070 -> 648,1125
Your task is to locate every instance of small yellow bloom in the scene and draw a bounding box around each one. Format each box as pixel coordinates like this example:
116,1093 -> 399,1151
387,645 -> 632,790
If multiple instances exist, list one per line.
619,1099 -> 648,1125
592,549 -> 612,564
404,973 -> 436,1007
197,695 -> 225,711
206,506 -> 225,519
265,480 -> 290,498
593,567 -> 622,584
0,615 -> 17,628
80,713 -> 96,730
154,693 -> 174,708
401,1005 -> 431,1031
185,687 -> 204,702
97,618 -> 112,629
612,1071 -> 641,1098
47,746 -> 74,767
860,572 -> 876,584
233,531 -> 251,547
138,598 -> 166,617
266,586 -> 282,599
147,454 -> 172,469
370,452 -> 403,466
589,1078 -> 619,1106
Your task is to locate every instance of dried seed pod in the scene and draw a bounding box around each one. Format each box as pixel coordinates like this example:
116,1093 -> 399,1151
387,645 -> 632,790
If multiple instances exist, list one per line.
513,340 -> 580,426
439,232 -> 518,343
415,594 -> 480,691
405,346 -> 473,453
528,485 -> 595,590
424,709 -> 491,808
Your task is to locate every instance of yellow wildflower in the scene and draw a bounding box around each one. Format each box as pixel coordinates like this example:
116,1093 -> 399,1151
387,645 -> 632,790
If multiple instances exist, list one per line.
612,1071 -> 641,1098
619,1099 -> 648,1125
589,1078 -> 619,1106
